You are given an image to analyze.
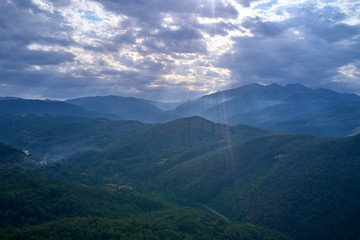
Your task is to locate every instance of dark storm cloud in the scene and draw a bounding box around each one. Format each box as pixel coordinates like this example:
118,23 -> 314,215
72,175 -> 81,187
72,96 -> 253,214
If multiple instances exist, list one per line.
0,67 -> 86,99
0,70 -> 54,87
198,0 -> 238,19
49,0 -> 72,7
0,0 -> 75,64
156,27 -> 202,41
0,49 -> 74,67
237,0 -> 260,8
199,21 -> 242,36
87,0 -> 237,55
80,14 -> 209,55
0,68 -> 118,99
97,0 -> 238,22
109,56 -> 166,73
218,8 -> 360,89
0,0 -> 76,96
0,0 -> 237,100
100,70 -> 157,86
114,30 -> 138,45
139,27 -> 208,54
149,38 -> 207,54
0,5 -> 79,99
242,17 -> 285,37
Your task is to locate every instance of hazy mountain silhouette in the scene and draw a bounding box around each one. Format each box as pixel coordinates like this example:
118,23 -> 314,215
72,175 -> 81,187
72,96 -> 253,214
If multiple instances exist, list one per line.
171,83 -> 360,136
0,99 -> 116,119
2,83 -> 360,136
67,96 -> 178,123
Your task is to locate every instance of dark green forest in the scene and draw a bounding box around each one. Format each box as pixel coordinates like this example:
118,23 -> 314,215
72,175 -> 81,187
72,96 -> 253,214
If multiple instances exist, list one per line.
0,171 -> 290,239
1,114 -> 360,239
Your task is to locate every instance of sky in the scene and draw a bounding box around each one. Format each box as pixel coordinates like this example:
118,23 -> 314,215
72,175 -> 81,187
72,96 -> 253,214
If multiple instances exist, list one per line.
0,0 -> 359,101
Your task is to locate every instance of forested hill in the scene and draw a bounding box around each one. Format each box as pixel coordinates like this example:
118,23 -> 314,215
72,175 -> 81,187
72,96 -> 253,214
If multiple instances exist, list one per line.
0,142 -> 25,166
152,133 -> 360,240
49,117 -> 360,240
1,114 -> 360,239
0,143 -> 291,240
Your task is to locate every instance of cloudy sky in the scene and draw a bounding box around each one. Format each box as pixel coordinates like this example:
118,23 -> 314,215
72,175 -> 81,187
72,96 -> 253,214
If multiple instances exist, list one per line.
0,0 -> 359,101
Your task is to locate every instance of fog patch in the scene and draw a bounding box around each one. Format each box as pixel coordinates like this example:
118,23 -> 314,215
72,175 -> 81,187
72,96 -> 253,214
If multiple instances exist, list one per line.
41,141 -> 107,162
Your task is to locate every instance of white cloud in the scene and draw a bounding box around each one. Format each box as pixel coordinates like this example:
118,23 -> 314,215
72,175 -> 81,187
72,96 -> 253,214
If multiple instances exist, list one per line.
0,0 -> 359,100
32,0 -> 55,13
334,60 -> 360,82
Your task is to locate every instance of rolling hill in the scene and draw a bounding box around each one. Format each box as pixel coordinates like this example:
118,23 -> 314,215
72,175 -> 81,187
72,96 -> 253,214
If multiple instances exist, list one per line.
1,113 -> 360,239
0,142 -> 291,240
0,142 -> 26,166
61,117 -> 271,180
0,114 -> 152,161
42,117 -> 360,240
150,133 -> 360,240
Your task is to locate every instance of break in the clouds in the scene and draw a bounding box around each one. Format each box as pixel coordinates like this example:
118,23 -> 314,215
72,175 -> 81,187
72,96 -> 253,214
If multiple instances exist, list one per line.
0,0 -> 359,100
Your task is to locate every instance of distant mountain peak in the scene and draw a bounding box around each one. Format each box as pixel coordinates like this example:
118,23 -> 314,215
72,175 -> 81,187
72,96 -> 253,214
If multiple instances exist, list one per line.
165,116 -> 216,125
268,82 -> 281,87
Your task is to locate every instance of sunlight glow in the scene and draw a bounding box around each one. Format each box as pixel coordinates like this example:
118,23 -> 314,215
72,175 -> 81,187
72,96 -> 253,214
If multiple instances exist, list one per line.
336,61 -> 360,81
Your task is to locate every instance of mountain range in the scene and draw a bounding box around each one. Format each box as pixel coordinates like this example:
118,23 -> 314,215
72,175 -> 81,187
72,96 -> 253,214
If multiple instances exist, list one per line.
168,83 -> 360,136
0,99 -> 118,119
66,96 -> 176,123
2,83 -> 360,136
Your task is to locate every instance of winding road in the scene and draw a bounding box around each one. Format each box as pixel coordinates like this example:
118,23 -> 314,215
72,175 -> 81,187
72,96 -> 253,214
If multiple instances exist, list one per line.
201,204 -> 230,222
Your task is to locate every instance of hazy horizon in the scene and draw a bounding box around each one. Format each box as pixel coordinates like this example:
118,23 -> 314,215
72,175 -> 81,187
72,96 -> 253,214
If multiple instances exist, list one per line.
1,81 -> 360,103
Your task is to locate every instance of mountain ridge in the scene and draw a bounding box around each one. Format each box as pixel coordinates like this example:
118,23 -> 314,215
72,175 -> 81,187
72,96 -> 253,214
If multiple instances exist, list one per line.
169,83 -> 360,136
67,95 -> 178,123
2,82 -> 360,136
0,99 -> 118,119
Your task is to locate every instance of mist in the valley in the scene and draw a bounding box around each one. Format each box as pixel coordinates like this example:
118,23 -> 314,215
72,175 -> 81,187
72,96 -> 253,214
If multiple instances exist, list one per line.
33,141 -> 107,163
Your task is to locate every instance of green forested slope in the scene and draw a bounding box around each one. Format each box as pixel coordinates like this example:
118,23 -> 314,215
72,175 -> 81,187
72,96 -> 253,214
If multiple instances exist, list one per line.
0,171 -> 291,240
228,134 -> 360,240
62,120 -> 360,240
154,134 -> 360,240
34,117 -> 360,240
61,116 -> 270,180
2,114 -> 360,239
0,142 -> 25,166
0,141 -> 291,240
0,114 -> 152,160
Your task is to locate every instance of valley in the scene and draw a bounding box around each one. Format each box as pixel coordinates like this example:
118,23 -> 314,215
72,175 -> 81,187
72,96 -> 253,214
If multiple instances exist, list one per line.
1,83 -> 360,239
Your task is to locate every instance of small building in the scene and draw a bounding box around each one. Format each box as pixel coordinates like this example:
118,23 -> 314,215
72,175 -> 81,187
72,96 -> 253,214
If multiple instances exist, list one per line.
118,185 -> 133,191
